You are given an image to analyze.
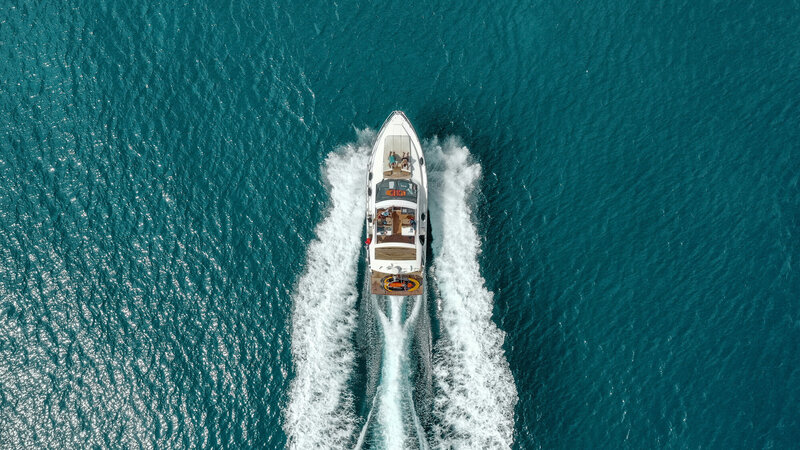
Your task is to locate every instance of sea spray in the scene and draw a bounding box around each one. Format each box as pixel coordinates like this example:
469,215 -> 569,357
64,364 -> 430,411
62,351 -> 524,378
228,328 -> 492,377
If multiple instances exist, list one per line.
284,131 -> 373,448
426,137 -> 518,448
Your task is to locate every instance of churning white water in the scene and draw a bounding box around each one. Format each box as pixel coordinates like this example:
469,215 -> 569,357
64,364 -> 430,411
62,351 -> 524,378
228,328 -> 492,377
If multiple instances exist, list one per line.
284,132 -> 372,448
377,296 -> 408,449
287,131 -> 516,449
360,294 -> 429,450
426,137 -> 518,448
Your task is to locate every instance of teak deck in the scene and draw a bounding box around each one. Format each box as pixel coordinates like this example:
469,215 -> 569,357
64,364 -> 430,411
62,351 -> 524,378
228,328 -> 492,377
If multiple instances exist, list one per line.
374,247 -> 416,260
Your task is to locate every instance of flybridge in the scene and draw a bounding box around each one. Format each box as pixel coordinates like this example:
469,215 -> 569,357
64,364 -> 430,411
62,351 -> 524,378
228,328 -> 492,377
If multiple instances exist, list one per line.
365,112 -> 428,296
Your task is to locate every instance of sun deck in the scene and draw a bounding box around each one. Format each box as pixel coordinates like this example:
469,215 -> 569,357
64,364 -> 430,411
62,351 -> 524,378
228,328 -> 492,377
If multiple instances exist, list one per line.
381,135 -> 415,180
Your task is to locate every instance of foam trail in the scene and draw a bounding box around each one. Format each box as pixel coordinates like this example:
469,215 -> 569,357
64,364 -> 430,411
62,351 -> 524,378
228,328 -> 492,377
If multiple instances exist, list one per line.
284,130 -> 373,448
355,395 -> 378,450
426,137 -> 519,448
410,390 -> 429,450
378,296 -> 407,449
403,295 -> 430,450
368,293 -> 429,450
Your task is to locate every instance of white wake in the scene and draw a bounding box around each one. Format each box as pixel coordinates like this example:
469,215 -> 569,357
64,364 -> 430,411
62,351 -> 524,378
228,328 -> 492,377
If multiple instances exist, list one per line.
378,296 -> 408,449
426,137 -> 519,448
364,294 -> 429,450
284,131 -> 372,448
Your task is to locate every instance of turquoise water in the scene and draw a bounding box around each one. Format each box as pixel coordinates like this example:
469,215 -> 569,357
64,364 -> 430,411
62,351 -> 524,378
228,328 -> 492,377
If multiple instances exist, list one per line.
2,0 -> 799,448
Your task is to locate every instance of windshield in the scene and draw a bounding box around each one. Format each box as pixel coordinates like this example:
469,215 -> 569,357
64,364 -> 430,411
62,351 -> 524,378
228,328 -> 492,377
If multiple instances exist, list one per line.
376,179 -> 417,203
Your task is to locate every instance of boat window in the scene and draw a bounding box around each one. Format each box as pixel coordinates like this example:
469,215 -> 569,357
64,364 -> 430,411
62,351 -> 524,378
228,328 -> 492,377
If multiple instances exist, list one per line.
376,179 -> 417,203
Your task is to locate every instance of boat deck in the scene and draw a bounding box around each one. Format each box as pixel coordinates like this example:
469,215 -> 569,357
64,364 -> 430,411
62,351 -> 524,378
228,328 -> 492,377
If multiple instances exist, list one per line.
383,166 -> 412,180
374,247 -> 416,260
381,135 -> 414,180
370,270 -> 424,296
375,207 -> 416,245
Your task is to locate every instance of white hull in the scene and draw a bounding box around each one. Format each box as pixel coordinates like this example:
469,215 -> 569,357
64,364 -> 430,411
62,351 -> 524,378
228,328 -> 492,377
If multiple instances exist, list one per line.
365,112 -> 428,295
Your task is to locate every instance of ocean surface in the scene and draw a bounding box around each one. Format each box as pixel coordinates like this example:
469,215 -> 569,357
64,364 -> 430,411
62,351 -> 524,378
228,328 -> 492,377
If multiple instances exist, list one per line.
1,0 -> 799,448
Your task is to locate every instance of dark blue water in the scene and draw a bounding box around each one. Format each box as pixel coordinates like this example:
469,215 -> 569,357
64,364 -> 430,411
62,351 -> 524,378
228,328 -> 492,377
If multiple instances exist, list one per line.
2,0 -> 798,448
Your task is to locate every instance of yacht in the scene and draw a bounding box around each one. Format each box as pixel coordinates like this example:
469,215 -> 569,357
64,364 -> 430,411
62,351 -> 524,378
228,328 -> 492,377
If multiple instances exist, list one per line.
365,111 -> 428,296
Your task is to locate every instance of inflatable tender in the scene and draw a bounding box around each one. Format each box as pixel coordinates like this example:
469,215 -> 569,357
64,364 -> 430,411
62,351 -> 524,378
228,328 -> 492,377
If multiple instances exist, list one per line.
382,276 -> 420,293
